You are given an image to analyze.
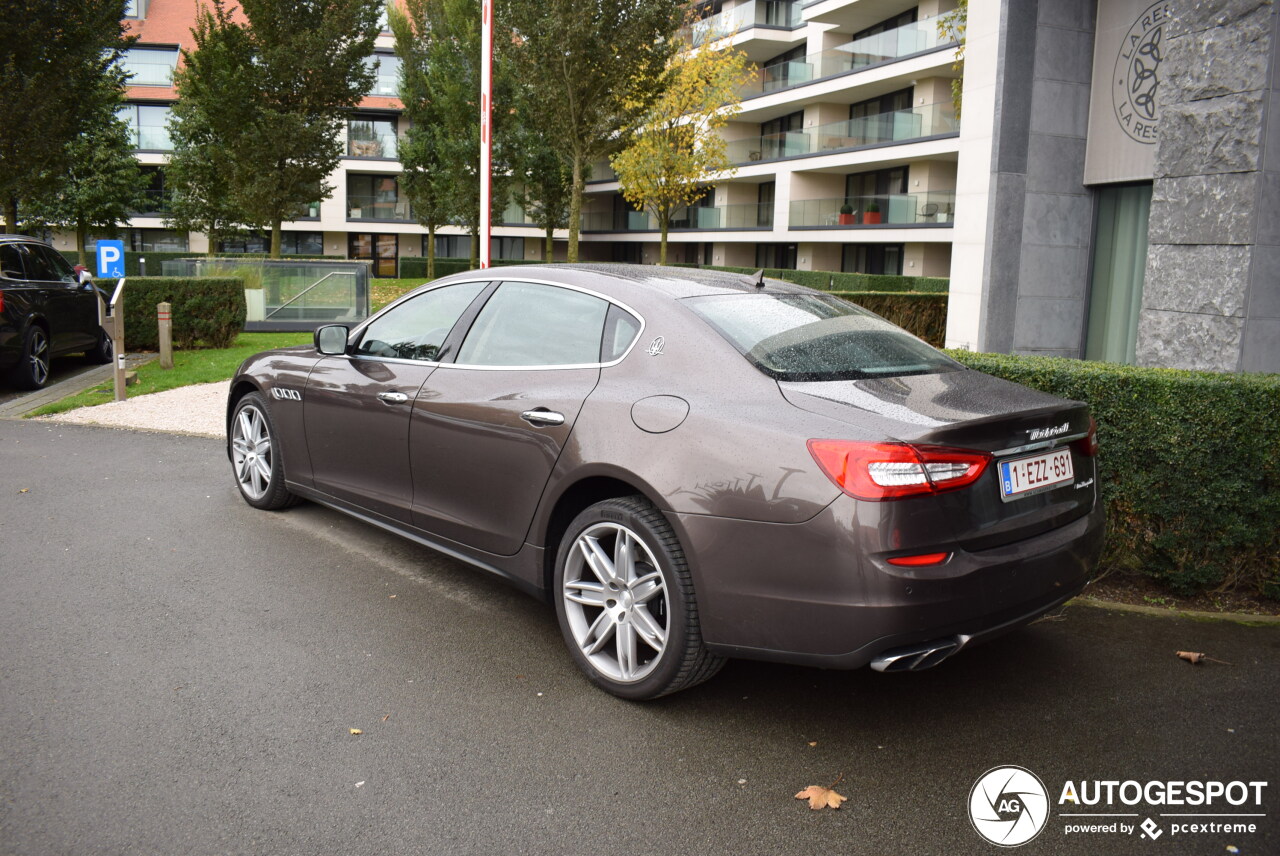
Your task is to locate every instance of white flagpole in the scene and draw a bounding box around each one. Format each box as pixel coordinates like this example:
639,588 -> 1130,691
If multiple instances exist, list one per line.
479,0 -> 493,269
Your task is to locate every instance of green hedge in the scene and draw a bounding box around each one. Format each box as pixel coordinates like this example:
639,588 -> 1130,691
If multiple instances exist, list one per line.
834,292 -> 947,346
64,251 -> 342,278
679,264 -> 948,293
397,256 -> 548,279
92,276 -> 246,350
949,351 -> 1280,599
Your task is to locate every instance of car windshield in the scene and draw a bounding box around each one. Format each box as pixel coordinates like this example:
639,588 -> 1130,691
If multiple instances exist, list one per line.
685,292 -> 961,382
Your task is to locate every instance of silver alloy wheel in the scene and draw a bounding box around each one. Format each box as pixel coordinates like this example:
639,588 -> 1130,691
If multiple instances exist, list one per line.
27,328 -> 49,386
231,404 -> 274,501
562,522 -> 668,683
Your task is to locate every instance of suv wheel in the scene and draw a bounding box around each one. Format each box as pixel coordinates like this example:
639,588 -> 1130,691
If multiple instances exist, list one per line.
11,326 -> 51,390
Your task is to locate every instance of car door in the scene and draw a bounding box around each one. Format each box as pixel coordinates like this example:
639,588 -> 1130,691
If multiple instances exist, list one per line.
408,280 -> 613,556
27,244 -> 95,353
303,280 -> 488,522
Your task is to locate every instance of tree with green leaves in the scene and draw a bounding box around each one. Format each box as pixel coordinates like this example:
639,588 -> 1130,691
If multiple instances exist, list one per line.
512,137 -> 572,263
0,0 -> 132,233
169,0 -> 381,257
25,79 -> 149,265
938,0 -> 967,119
504,0 -> 684,262
611,39 -> 752,265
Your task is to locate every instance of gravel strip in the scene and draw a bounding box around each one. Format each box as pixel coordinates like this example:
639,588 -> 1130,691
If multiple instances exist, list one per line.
37,381 -> 228,438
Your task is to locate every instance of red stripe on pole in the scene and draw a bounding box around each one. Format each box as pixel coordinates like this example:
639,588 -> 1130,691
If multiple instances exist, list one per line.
479,0 -> 493,269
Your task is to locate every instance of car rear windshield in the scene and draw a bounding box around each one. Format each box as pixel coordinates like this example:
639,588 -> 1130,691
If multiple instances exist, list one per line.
685,292 -> 961,382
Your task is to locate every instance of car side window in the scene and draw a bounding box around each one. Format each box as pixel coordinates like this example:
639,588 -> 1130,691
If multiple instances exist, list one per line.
21,244 -> 61,282
36,245 -> 78,284
456,281 -> 610,367
0,245 -> 25,280
354,281 -> 487,362
601,304 -> 642,362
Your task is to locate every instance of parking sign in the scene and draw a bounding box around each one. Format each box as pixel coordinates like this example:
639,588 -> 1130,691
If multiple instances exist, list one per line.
96,240 -> 125,278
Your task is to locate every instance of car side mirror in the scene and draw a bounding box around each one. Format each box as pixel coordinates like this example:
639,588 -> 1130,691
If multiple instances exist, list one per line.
315,324 -> 350,355
78,270 -> 94,286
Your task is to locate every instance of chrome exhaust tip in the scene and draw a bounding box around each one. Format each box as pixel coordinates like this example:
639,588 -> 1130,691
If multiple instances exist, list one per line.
870,637 -> 962,672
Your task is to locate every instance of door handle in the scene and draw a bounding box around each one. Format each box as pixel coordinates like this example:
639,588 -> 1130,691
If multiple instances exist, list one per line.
521,409 -> 565,427
377,391 -> 409,404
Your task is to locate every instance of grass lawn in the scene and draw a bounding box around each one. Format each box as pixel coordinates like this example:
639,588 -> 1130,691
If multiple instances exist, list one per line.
371,277 -> 428,311
28,331 -> 312,417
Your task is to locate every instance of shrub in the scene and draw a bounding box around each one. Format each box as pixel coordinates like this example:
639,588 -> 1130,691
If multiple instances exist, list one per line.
949,351 -> 1280,599
833,292 -> 947,346
93,276 -> 246,350
398,257 -> 475,279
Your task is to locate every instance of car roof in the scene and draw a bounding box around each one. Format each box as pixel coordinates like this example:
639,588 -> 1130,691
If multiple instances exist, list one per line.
0,234 -> 46,244
442,263 -> 815,300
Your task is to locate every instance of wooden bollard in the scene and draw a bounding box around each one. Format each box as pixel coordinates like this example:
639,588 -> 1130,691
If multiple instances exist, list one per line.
158,301 -> 174,370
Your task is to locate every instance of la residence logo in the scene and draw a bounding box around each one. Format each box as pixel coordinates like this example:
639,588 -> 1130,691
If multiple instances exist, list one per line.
1112,1 -> 1172,144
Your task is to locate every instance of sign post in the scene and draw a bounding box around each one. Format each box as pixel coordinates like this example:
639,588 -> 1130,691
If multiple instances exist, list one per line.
97,279 -> 127,402
479,0 -> 493,269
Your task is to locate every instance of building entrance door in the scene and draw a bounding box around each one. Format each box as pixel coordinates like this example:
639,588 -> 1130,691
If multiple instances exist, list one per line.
349,233 -> 399,277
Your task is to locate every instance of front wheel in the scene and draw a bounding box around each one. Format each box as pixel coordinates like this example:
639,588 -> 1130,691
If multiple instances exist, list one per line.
230,392 -> 299,510
554,496 -> 724,700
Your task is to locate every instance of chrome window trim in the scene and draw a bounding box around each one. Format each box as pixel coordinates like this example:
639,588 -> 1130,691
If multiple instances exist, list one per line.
348,276 -> 647,371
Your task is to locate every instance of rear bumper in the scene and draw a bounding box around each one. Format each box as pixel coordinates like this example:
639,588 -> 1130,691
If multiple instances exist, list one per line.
672,495 -> 1104,669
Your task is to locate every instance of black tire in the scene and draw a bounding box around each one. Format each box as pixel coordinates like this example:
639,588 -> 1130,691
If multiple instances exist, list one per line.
553,496 -> 724,699
229,392 -> 300,510
84,326 -> 112,364
10,325 -> 51,390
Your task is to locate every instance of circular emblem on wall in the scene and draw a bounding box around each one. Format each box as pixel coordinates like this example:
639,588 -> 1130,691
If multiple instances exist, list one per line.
968,766 -> 1050,847
1112,1 -> 1173,144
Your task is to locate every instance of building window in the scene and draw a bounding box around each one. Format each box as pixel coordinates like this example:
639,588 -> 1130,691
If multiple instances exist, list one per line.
757,181 -> 775,227
124,0 -> 149,18
218,232 -> 324,255
348,116 -> 397,158
841,243 -> 904,275
122,47 -> 178,86
850,9 -> 916,43
128,229 -> 188,253
759,110 -> 804,160
118,103 -> 172,151
365,54 -> 401,97
756,243 -> 797,269
435,235 -> 471,258
1085,183 -> 1152,363
492,237 -> 524,260
610,242 -> 642,264
347,174 -> 410,220
133,166 -> 170,216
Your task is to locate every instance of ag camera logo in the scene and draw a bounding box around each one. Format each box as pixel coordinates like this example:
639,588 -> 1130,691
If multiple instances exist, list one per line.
969,766 -> 1050,847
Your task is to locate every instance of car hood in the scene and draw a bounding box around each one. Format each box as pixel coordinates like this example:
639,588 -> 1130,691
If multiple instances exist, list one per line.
778,369 -> 1090,451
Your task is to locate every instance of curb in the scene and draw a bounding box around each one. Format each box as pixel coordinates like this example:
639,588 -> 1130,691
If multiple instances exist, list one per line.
1070,595 -> 1280,626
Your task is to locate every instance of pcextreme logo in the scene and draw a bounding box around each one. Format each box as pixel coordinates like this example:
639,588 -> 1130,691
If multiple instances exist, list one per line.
969,767 -> 1270,847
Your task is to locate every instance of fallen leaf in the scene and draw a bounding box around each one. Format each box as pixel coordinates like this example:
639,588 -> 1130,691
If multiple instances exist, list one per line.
1177,651 -> 1205,664
808,741 -> 818,747
795,784 -> 848,810
354,781 -> 365,788
18,488 -> 29,493
349,728 -> 363,735
382,714 -> 390,722
388,595 -> 396,599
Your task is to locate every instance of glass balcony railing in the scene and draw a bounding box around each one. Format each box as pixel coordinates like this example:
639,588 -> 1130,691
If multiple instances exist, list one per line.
788,191 -> 955,227
347,132 -> 398,159
725,130 -> 811,164
687,0 -> 802,46
346,196 -> 413,220
725,103 -> 956,165
586,161 -> 617,183
742,20 -> 952,97
581,202 -> 773,232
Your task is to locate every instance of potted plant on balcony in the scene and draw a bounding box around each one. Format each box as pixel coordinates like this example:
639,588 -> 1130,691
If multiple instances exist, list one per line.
838,203 -> 856,225
864,200 -> 882,224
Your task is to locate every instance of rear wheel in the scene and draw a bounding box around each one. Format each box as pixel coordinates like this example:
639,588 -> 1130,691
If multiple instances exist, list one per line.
554,496 -> 724,699
10,325 -> 50,390
230,392 -> 299,510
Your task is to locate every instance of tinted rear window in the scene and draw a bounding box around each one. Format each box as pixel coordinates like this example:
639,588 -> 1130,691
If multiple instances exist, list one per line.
685,293 -> 960,382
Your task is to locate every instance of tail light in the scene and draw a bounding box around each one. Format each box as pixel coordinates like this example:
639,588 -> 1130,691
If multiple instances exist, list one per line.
887,552 -> 952,567
807,440 -> 991,501
0,293 -> 5,315
1074,417 -> 1100,457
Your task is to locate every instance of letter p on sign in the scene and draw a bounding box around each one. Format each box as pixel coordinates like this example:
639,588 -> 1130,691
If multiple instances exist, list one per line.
96,240 -> 125,278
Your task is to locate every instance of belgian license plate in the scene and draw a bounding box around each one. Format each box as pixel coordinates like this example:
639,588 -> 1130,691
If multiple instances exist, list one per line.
998,448 -> 1074,501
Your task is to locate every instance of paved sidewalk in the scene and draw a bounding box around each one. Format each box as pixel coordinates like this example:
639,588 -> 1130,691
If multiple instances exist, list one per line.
0,354 -> 153,419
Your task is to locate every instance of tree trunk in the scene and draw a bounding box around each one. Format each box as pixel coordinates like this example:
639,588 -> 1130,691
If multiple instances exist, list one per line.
567,156 -> 583,263
76,221 -> 89,266
658,208 -> 669,266
5,198 -> 18,234
469,230 -> 478,270
544,223 -> 554,262
427,224 -> 436,280
270,220 -> 282,258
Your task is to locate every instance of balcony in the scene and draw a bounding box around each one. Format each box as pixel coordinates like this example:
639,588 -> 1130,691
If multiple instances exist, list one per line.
726,102 -> 957,165
741,20 -> 954,98
581,202 -> 773,232
788,191 -> 955,228
586,161 -> 617,184
346,196 -> 413,221
347,131 -> 398,159
688,0 -> 802,46
133,125 -> 172,151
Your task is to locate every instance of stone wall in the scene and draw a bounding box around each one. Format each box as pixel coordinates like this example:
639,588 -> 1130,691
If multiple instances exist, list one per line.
1137,0 -> 1280,372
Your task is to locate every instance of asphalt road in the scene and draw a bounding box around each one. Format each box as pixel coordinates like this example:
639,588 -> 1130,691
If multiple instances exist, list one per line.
2,420 -> 1276,856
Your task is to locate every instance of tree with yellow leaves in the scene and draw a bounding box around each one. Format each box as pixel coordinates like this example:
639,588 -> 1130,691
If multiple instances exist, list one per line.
610,40 -> 753,265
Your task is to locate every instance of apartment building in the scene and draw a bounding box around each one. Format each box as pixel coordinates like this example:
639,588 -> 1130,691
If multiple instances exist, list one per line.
578,0 -> 962,282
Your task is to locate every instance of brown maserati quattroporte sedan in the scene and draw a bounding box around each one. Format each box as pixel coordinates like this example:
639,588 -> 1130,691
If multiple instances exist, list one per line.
227,264 -> 1103,699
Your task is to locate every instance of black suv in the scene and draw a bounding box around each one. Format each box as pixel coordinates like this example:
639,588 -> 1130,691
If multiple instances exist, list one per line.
0,235 -> 112,389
